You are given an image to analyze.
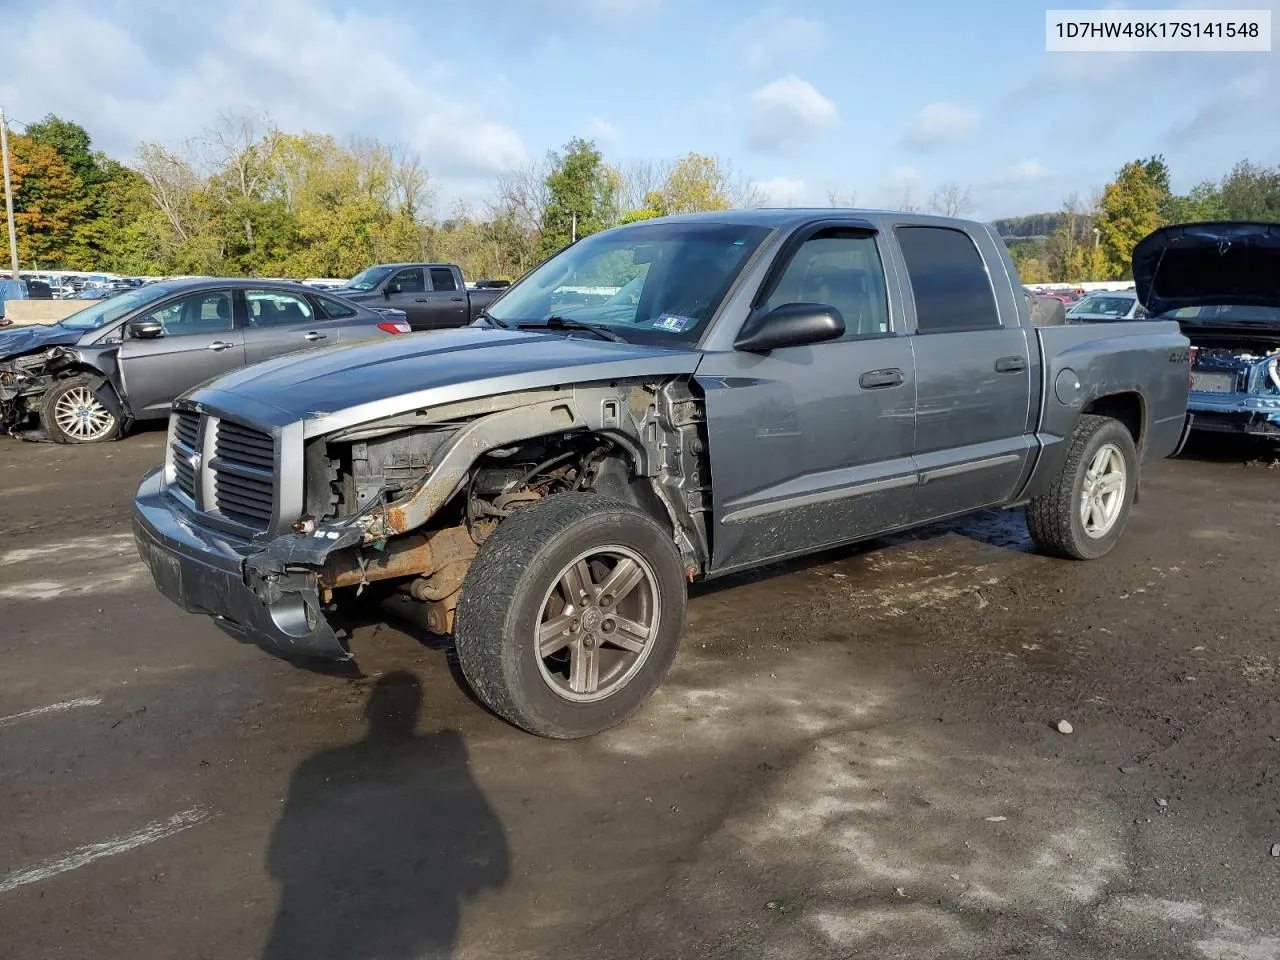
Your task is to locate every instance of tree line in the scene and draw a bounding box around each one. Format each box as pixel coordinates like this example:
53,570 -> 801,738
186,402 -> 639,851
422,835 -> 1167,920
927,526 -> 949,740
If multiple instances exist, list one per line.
1003,156 -> 1280,284
3,113 -> 772,281
4,112 -> 1278,285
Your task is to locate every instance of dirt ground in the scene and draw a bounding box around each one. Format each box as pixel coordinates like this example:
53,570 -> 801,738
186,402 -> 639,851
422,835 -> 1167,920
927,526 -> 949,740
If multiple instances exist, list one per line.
0,427 -> 1277,960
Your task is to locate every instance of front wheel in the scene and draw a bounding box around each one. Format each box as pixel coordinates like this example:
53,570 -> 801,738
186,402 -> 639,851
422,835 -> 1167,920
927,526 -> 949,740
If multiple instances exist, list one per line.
40,375 -> 120,444
453,493 -> 688,738
1027,414 -> 1138,560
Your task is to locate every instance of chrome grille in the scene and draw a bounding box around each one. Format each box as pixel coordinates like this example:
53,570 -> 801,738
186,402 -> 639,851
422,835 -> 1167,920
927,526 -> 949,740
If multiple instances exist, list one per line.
169,411 -> 200,501
212,420 -> 276,528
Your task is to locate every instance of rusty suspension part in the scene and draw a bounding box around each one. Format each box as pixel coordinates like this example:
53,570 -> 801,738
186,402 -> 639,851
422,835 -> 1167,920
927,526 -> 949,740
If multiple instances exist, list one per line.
320,525 -> 480,590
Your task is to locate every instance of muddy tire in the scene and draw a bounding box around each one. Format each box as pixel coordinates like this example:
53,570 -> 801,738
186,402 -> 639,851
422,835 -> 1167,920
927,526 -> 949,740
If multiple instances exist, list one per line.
40,375 -> 120,444
1027,414 -> 1138,560
453,493 -> 687,739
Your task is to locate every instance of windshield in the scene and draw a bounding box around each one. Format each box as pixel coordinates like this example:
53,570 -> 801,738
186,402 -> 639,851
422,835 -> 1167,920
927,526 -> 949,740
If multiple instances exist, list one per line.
1165,304 -> 1280,323
1070,295 -> 1136,318
486,221 -> 772,344
60,282 -> 180,330
344,266 -> 393,292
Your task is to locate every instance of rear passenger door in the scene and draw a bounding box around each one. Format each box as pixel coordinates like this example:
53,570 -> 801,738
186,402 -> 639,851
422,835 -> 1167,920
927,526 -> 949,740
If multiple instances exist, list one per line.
241,288 -> 333,364
411,267 -> 469,328
898,225 -> 1036,520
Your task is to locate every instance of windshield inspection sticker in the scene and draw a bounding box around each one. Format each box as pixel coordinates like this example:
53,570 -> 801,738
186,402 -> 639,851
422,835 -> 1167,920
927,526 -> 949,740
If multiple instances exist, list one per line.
652,313 -> 692,333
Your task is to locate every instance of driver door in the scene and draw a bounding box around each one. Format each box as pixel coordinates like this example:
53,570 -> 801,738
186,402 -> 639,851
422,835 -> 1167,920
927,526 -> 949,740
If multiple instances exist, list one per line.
696,226 -> 919,573
117,288 -> 244,417
382,267 -> 428,328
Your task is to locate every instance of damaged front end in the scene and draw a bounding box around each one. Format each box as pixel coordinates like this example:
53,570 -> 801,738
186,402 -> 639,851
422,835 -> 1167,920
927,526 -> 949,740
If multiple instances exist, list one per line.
0,349 -> 60,434
1187,337 -> 1280,437
137,380 -> 711,661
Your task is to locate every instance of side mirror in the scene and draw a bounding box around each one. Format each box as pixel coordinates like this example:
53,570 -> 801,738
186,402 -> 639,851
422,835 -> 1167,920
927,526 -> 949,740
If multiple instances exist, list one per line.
128,319 -> 164,340
384,282 -> 402,297
734,302 -> 845,352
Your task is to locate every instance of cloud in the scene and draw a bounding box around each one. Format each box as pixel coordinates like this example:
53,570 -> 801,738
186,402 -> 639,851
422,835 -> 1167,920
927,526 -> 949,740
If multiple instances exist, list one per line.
581,117 -> 622,147
900,102 -> 980,152
757,176 -> 808,206
0,0 -> 529,183
731,12 -> 828,70
746,76 -> 838,153
532,0 -> 662,22
874,166 -> 924,208
987,159 -> 1053,189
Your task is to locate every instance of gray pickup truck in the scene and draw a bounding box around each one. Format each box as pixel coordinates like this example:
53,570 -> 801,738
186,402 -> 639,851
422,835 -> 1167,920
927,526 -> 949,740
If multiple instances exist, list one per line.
336,263 -> 504,331
134,210 -> 1190,738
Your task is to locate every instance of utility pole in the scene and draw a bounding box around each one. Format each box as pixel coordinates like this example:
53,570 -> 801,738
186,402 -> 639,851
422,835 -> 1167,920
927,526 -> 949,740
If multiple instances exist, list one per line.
571,211 -> 577,243
0,106 -> 17,280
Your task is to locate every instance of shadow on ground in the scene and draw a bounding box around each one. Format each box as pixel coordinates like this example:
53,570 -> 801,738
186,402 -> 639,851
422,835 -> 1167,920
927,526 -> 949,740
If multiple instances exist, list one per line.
262,672 -> 509,960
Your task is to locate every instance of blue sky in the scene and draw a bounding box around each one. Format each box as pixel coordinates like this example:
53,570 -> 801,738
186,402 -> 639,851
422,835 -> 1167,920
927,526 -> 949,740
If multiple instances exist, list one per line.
1,0 -> 1277,218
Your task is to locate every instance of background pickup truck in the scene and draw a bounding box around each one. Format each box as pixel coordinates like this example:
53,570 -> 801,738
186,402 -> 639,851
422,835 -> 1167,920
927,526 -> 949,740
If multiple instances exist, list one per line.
336,262 -> 504,330
134,209 -> 1190,739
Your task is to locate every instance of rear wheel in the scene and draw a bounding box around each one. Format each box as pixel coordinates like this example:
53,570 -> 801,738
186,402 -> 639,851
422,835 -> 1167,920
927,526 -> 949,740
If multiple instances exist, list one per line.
1027,414 -> 1137,560
40,375 -> 120,444
453,493 -> 687,738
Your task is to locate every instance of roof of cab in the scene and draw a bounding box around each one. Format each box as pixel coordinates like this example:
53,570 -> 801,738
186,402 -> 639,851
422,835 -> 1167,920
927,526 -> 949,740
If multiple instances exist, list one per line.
625,207 -> 991,232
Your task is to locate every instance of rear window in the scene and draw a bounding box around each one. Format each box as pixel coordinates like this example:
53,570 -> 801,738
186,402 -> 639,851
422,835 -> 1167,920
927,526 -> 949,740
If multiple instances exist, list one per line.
316,295 -> 358,319
897,226 -> 999,333
429,267 -> 458,292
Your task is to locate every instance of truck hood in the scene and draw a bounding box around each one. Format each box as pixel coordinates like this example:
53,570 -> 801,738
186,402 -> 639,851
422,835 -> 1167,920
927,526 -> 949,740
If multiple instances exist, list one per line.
1133,221 -> 1280,317
189,325 -> 701,435
0,322 -> 82,361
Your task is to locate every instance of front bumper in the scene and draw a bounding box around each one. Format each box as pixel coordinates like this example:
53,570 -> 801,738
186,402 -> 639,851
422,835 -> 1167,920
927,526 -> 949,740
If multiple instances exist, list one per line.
133,467 -> 351,659
1187,393 -> 1280,438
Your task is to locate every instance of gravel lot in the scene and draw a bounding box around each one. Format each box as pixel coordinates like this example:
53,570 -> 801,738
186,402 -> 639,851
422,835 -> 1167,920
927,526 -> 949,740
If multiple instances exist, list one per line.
1,427 -> 1278,960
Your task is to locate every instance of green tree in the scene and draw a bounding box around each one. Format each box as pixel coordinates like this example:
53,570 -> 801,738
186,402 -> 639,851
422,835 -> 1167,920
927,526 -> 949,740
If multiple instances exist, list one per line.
1217,161 -> 1280,221
539,138 -> 617,258
1097,161 -> 1167,279
25,114 -> 97,187
1163,180 -> 1226,224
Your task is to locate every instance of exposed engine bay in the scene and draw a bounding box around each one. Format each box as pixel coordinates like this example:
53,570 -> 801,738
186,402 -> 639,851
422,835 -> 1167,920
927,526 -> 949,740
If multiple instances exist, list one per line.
240,380 -> 712,647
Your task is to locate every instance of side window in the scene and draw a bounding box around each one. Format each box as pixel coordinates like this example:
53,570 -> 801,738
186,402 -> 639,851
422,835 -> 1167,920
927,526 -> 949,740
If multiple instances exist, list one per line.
390,268 -> 425,293
139,290 -> 233,336
761,230 -> 890,338
315,295 -> 358,319
245,290 -> 315,327
429,267 -> 458,292
897,226 -> 1000,333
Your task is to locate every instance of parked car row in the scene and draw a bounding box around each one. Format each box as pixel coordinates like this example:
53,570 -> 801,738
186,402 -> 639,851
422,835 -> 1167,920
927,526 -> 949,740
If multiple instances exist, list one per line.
0,278 -> 412,442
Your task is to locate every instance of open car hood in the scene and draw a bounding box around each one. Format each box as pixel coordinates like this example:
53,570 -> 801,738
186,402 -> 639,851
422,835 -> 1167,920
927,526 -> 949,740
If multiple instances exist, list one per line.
1133,221 -> 1280,318
0,322 -> 81,361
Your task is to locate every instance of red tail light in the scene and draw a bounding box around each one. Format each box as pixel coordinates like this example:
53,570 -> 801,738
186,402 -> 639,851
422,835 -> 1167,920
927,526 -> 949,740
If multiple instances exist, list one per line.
377,321 -> 412,335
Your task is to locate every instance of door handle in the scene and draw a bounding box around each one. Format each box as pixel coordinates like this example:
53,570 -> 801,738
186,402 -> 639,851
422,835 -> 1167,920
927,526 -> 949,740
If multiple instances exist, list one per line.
450,296 -> 465,302
858,368 -> 904,389
207,341 -> 234,352
414,297 -> 430,302
303,331 -> 327,341
994,356 -> 1027,373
